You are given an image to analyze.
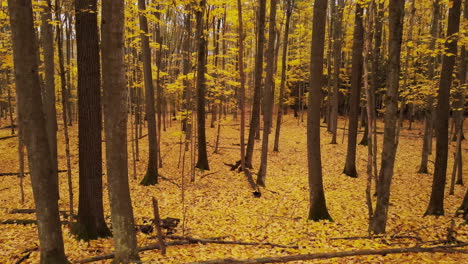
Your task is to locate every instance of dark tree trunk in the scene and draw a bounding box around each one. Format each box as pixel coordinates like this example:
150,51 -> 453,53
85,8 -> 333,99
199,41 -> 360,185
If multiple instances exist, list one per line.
74,0 -> 111,240
330,0 -> 344,145
369,0 -> 405,234
40,0 -> 58,178
182,6 -> 192,151
139,0 -> 160,185
425,0 -> 461,216
55,1 -> 74,219
7,0 -> 69,262
237,0 -> 247,172
195,0 -> 210,170
101,0 -> 140,262
273,0 -> 292,152
343,3 -> 364,178
453,0 -> 467,186
418,0 -> 440,174
307,0 -> 332,222
257,0 -> 277,187
458,189 -> 468,221
245,0 -> 267,168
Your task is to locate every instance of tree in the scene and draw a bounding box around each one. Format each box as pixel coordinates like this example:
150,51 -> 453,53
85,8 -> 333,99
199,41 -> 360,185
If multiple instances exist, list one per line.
139,0 -> 160,185
7,0 -> 69,262
256,0 -> 277,187
195,0 -> 210,170
74,0 -> 111,240
329,0 -> 344,145
343,2 -> 364,178
307,0 -> 332,222
418,0 -> 440,174
237,0 -> 246,171
101,0 -> 140,262
40,0 -> 58,179
369,0 -> 405,234
244,0 -> 267,169
425,0 -> 462,216
273,0 -> 293,152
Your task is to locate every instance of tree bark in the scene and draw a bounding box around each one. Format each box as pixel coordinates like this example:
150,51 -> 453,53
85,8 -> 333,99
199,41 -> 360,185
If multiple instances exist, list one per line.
40,0 -> 58,178
7,0 -> 69,262
245,0 -> 267,168
307,0 -> 332,222
237,0 -> 246,172
343,2 -> 364,178
101,0 -> 140,262
425,0 -> 461,216
195,0 -> 210,170
273,0 -> 292,152
257,0 -> 277,187
418,0 -> 440,174
139,0 -> 160,185
74,0 -> 111,240
369,0 -> 405,234
330,0 -> 344,145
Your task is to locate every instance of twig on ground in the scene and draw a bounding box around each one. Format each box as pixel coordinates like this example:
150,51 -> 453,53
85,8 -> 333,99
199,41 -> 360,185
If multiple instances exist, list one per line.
188,243 -> 468,264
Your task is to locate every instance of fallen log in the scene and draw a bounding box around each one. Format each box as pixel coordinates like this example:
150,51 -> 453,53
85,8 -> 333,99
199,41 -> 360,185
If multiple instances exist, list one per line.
188,243 -> 468,264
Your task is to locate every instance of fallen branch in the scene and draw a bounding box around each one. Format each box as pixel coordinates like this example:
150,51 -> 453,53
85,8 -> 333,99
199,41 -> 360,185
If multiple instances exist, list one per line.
200,171 -> 218,179
0,135 -> 17,140
188,243 -> 468,264
159,175 -> 181,188
8,208 -> 68,215
74,240 -> 193,263
15,247 -> 38,264
0,170 -> 67,177
162,235 -> 298,249
1,219 -> 69,225
329,235 -> 422,242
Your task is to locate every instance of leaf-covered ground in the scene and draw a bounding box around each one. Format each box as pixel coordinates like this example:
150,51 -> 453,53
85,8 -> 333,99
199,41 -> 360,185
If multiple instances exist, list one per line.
0,115 -> 466,263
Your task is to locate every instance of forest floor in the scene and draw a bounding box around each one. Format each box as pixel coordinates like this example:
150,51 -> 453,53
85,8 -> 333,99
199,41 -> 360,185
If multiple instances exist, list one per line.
0,114 -> 467,263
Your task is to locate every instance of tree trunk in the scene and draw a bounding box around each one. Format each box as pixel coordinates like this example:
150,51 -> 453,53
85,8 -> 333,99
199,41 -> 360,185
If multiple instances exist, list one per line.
237,0 -> 246,172
425,0 -> 461,216
273,0 -> 292,152
307,0 -> 332,222
195,0 -> 210,170
369,0 -> 405,234
139,0 -> 159,185
418,0 -> 440,174
182,6 -> 192,151
458,189 -> 468,221
257,0 -> 277,187
7,0 -> 69,262
74,0 -> 111,240
330,0 -> 344,145
101,0 -> 140,262
343,3 -> 364,178
55,2 -> 74,219
245,0 -> 267,168
40,0 -> 58,178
